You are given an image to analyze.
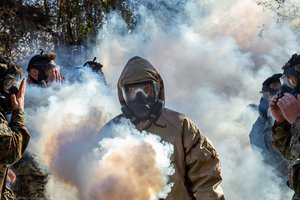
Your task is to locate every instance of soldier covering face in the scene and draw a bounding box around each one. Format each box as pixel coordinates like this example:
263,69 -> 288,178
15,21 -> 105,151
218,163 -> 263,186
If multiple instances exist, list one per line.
27,51 -> 63,87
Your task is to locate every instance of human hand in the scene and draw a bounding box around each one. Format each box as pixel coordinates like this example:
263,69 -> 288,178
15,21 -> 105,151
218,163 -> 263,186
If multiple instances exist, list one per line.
6,168 -> 16,184
11,78 -> 26,111
269,95 -> 285,123
47,68 -> 63,83
41,68 -> 63,87
277,93 -> 300,124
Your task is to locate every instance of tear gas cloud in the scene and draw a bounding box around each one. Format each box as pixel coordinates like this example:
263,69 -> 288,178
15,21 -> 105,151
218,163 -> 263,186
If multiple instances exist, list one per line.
24,0 -> 299,199
25,69 -> 174,200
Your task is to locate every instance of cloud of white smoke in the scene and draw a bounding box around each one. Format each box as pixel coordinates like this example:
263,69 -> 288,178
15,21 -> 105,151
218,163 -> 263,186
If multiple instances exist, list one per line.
23,0 -> 300,199
25,68 -> 174,200
92,0 -> 297,199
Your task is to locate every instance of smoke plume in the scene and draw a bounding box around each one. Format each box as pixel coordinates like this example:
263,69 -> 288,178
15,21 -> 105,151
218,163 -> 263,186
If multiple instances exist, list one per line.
23,0 -> 300,199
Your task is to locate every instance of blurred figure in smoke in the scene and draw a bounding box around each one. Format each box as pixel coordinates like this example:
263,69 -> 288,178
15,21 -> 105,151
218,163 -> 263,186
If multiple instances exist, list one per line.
249,73 -> 289,177
270,54 -> 300,200
0,55 -> 30,200
100,56 -> 225,200
83,57 -> 106,84
26,50 -> 63,87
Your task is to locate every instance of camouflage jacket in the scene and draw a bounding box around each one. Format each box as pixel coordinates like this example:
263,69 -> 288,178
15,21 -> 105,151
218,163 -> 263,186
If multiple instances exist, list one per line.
11,152 -> 48,200
272,119 -> 300,161
0,110 -> 30,199
263,118 -> 289,177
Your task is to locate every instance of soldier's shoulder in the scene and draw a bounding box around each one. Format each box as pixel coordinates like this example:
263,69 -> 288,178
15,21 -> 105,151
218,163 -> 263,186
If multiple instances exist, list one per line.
161,108 -> 197,131
97,114 -> 128,138
103,114 -> 125,128
162,108 -> 186,122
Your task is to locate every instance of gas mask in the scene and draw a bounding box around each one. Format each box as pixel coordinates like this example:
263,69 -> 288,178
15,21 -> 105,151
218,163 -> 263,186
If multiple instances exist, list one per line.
280,66 -> 300,97
0,74 -> 18,114
261,86 -> 280,101
121,80 -> 163,125
27,51 -> 58,85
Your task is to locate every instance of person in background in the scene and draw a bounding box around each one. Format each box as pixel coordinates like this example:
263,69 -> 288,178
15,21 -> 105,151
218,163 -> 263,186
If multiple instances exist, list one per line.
82,57 -> 106,85
270,54 -> 300,200
27,50 -> 63,87
249,73 -> 289,177
0,54 -> 30,200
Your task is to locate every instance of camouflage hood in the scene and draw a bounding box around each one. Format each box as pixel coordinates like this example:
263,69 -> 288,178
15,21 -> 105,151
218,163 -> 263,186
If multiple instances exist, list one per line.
117,56 -> 165,106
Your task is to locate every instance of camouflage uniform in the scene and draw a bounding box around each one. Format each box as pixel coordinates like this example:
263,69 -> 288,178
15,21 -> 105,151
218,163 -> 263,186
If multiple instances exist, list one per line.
2,187 -> 14,200
11,152 -> 48,200
263,118 -> 289,177
272,118 -> 300,199
0,110 -> 30,200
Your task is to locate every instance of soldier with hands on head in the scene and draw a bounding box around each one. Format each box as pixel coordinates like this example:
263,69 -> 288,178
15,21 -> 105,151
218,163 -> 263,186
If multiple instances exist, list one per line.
99,56 -> 225,200
27,50 -> 63,87
0,55 -> 30,200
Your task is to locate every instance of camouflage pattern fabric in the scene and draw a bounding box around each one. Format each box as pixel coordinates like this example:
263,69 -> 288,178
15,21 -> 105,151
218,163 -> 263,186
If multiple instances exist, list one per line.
263,118 -> 289,177
11,152 -> 48,200
0,109 -> 30,199
272,118 -> 300,199
272,120 -> 293,160
2,187 -> 15,200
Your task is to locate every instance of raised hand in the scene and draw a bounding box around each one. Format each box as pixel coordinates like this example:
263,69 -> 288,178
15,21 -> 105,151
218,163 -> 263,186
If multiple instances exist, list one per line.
11,78 -> 26,111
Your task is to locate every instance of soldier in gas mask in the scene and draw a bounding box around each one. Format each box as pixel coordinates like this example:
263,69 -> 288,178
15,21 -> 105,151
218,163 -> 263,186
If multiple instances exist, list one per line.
250,74 -> 282,152
27,50 -> 63,87
250,74 -> 289,182
99,56 -> 225,200
0,55 -> 30,200
270,54 -> 300,199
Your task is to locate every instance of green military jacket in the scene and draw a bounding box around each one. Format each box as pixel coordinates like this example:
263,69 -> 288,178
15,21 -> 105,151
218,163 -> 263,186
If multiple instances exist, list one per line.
0,109 -> 30,199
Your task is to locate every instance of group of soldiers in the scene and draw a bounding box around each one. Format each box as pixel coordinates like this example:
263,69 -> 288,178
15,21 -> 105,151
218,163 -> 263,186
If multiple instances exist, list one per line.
250,54 -> 300,199
0,50 -> 105,200
0,53 -> 226,200
4,50 -> 300,200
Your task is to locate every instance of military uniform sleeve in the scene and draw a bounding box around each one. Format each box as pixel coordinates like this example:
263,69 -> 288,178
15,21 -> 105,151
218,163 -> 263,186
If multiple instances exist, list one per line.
183,119 -> 225,200
0,110 -> 30,165
271,120 -> 292,160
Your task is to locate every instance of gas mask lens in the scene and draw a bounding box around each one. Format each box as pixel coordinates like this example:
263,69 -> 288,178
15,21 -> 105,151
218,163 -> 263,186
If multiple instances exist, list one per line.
280,75 -> 298,89
122,81 -> 159,102
3,76 -> 16,92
